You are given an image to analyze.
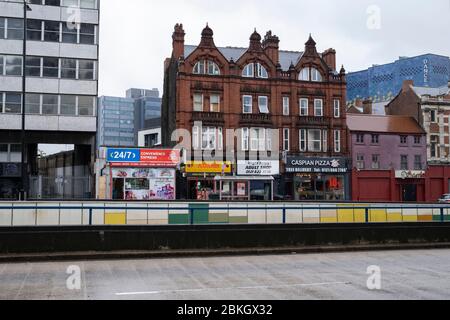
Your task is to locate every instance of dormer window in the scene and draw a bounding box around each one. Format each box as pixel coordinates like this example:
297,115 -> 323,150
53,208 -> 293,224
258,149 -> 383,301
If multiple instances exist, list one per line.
311,68 -> 323,82
242,63 -> 254,77
257,63 -> 268,78
193,60 -> 220,75
242,62 -> 268,78
299,68 -> 310,81
299,67 -> 323,82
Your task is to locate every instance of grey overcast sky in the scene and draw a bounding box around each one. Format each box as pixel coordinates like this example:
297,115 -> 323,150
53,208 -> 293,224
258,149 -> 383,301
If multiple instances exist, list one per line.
98,0 -> 450,97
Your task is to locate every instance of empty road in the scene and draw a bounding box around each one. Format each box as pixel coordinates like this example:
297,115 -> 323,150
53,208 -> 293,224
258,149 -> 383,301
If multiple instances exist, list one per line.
1,249 -> 450,300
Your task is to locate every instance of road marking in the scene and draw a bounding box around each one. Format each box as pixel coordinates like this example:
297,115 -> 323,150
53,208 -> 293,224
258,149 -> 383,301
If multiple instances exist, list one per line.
115,281 -> 351,296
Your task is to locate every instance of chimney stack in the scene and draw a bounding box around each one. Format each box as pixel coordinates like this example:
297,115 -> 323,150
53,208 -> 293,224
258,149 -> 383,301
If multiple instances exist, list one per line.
322,48 -> 336,71
172,23 -> 185,60
362,99 -> 372,114
402,79 -> 414,91
262,31 -> 280,65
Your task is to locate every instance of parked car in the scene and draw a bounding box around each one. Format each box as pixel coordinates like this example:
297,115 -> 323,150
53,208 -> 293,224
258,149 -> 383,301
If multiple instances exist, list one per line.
438,194 -> 450,204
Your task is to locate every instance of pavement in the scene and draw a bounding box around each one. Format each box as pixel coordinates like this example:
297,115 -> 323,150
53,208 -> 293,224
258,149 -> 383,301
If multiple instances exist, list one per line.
1,249 -> 450,300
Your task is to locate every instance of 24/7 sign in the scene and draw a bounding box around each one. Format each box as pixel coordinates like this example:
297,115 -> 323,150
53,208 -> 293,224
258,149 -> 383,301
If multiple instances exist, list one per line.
107,149 -> 140,162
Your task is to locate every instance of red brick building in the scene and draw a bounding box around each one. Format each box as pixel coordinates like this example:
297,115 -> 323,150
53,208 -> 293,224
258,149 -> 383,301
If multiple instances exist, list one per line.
162,24 -> 350,200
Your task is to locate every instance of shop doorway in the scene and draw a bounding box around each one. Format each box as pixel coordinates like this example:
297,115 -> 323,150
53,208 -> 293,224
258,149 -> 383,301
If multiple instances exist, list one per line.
402,184 -> 417,202
188,179 -> 217,201
112,178 -> 124,200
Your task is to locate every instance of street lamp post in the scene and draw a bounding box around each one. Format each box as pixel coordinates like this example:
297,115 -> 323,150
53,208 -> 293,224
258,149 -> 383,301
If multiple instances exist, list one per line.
20,0 -> 31,201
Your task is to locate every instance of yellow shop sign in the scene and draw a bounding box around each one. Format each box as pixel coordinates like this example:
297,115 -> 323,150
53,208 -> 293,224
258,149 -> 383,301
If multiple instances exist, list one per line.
185,161 -> 232,174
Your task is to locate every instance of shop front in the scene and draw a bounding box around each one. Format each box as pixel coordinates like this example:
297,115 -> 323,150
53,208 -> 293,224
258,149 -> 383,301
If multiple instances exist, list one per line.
285,157 -> 350,201
230,160 -> 280,201
395,170 -> 426,202
184,161 -> 232,200
106,148 -> 180,201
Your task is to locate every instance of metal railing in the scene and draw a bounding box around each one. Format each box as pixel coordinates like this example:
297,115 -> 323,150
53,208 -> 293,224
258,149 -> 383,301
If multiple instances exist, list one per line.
0,203 -> 449,227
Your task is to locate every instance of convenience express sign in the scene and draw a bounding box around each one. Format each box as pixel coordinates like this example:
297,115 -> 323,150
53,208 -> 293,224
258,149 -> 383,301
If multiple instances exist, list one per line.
107,148 -> 180,167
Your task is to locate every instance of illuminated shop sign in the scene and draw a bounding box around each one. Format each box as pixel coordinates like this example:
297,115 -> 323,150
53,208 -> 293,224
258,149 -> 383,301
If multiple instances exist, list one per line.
107,148 -> 180,167
286,157 -> 349,174
185,161 -> 232,174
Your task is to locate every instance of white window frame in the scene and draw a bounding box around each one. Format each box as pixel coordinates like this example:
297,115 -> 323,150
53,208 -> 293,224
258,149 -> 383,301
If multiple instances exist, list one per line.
334,99 -> 340,118
192,126 -> 200,150
250,128 -> 266,151
311,68 -> 323,82
283,128 -> 290,152
193,94 -> 203,112
334,130 -> 341,153
266,128 -> 272,151
356,154 -> 365,170
207,60 -> 220,75
430,110 -> 437,123
243,95 -> 252,114
308,129 -> 322,152
201,127 -> 217,150
210,94 -> 220,112
283,96 -> 290,116
299,129 -> 307,152
314,99 -> 323,117
217,127 -> 223,150
299,98 -> 309,116
242,63 -> 254,77
193,60 -> 205,74
299,68 -> 310,81
258,96 -> 269,114
257,63 -> 268,78
323,130 -> 328,153
241,128 -> 249,151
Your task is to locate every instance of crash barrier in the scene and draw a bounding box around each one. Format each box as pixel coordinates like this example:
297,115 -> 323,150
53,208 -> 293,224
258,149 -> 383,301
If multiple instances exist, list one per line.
0,202 -> 449,227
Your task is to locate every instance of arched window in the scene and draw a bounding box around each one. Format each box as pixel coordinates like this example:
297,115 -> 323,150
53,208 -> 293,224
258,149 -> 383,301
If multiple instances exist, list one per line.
299,68 -> 309,81
311,68 -> 323,82
193,60 -> 220,75
242,63 -> 254,77
299,67 -> 323,82
242,62 -> 268,78
257,63 -> 268,78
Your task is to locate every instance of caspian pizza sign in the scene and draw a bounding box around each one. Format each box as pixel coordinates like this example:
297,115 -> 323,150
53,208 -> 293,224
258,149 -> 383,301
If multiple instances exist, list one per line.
107,148 -> 180,167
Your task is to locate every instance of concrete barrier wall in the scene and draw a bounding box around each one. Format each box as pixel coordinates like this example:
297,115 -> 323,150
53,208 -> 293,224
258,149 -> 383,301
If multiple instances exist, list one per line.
0,202 -> 449,227
1,223 -> 450,254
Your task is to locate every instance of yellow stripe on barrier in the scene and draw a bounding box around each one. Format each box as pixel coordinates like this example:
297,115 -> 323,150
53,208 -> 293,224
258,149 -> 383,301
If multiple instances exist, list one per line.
370,209 -> 388,223
105,212 -> 126,225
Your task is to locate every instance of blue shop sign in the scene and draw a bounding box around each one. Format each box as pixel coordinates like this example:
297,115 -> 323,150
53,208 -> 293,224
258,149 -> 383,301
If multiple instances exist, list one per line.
107,148 -> 140,163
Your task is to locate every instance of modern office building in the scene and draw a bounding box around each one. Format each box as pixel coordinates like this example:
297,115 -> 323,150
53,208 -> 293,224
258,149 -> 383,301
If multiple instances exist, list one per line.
97,89 -> 161,147
162,24 -> 350,201
126,88 -> 161,143
0,0 -> 100,199
97,96 -> 135,147
347,54 -> 450,104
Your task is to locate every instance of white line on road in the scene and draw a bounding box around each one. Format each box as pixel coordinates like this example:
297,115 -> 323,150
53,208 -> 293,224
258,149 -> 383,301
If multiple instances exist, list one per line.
115,281 -> 352,296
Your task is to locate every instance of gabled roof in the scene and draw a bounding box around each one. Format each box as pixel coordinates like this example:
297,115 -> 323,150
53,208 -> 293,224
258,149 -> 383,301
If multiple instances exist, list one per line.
347,114 -> 425,134
184,45 -> 304,71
